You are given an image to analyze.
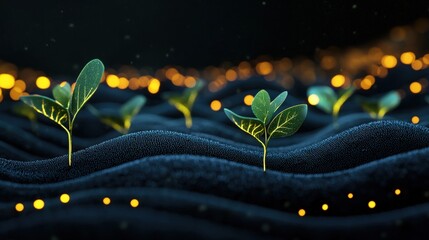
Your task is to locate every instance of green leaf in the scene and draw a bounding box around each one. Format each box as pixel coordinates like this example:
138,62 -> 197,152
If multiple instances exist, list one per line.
12,103 -> 37,121
251,90 -> 271,124
120,95 -> 146,118
269,91 -> 288,115
307,86 -> 337,114
224,108 -> 265,142
20,95 -> 68,129
267,104 -> 307,138
333,87 -> 355,117
361,101 -> 379,118
379,91 -> 400,112
69,59 -> 104,122
53,82 -> 71,108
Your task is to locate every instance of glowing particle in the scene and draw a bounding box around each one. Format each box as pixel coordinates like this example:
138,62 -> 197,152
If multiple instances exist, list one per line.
360,77 -> 374,90
331,74 -> 346,88
103,197 -> 111,205
106,74 -> 120,88
308,94 -> 320,105
381,55 -> 397,69
148,78 -> 160,94
130,199 -> 139,208
409,82 -> 422,94
400,52 -> 415,64
411,60 -> 423,71
15,203 -> 24,212
298,209 -> 306,217
411,116 -> 420,124
347,193 -> 354,199
60,193 -> 70,204
36,76 -> 51,89
33,199 -> 45,210
322,204 -> 329,211
0,73 -> 15,89
210,100 -> 222,111
13,80 -> 26,92
395,189 -> 401,195
118,77 -> 129,90
225,69 -> 237,81
368,200 -> 376,209
184,76 -> 196,88
243,95 -> 254,106
256,61 -> 273,76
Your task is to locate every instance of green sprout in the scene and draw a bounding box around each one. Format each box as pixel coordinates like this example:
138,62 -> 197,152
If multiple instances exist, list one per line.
163,81 -> 204,128
224,90 -> 307,172
360,90 -> 401,119
20,59 -> 104,166
88,95 -> 146,134
307,86 -> 355,127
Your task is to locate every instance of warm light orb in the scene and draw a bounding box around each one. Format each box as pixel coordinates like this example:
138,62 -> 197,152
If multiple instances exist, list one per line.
15,203 -> 24,212
36,76 -> 51,89
400,52 -> 415,64
148,78 -> 160,94
130,199 -> 139,208
103,197 -> 111,205
14,80 -> 26,92
411,60 -> 423,71
368,200 -> 376,209
0,73 -> 15,89
298,209 -> 306,217
331,74 -> 346,88
106,74 -> 120,88
225,69 -> 237,81
60,193 -> 70,204
411,116 -> 420,124
243,95 -> 254,106
118,77 -> 129,90
210,100 -> 222,111
409,82 -> 422,94
381,55 -> 397,68
322,204 -> 329,211
308,94 -> 320,105
347,193 -> 354,199
395,189 -> 401,195
184,76 -> 196,87
256,61 -> 273,75
33,199 -> 45,210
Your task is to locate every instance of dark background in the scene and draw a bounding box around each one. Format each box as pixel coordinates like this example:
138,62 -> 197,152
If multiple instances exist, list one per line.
1,0 -> 428,75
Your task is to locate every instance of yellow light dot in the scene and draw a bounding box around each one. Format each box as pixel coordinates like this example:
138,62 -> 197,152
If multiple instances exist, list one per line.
409,82 -> 422,94
360,78 -> 373,90
0,73 -> 15,89
411,60 -> 423,71
118,77 -> 129,90
15,203 -> 24,212
184,76 -> 197,88
148,78 -> 160,94
130,199 -> 139,208
103,197 -> 111,205
106,74 -> 120,88
225,69 -> 237,81
395,189 -> 401,195
308,94 -> 320,105
322,204 -> 329,211
298,209 -> 306,217
60,193 -> 70,203
381,55 -> 397,69
256,61 -> 273,76
347,193 -> 354,199
368,200 -> 376,209
210,100 -> 222,111
36,76 -> 51,89
244,95 -> 254,106
331,74 -> 346,88
33,199 -> 45,210
400,52 -> 416,64
411,116 -> 420,124
14,80 -> 26,92
10,87 -> 23,101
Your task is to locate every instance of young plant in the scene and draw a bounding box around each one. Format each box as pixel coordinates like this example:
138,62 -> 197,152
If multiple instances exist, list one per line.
307,86 -> 355,126
163,81 -> 204,128
360,90 -> 401,119
20,59 -> 104,166
224,90 -> 307,172
88,95 -> 146,134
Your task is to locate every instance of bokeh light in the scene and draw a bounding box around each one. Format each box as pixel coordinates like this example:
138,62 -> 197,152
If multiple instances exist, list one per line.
130,199 -> 139,208
298,209 -> 306,217
33,199 -> 45,210
381,55 -> 397,68
210,100 -> 222,111
36,76 -> 51,89
148,78 -> 160,94
15,203 -> 24,212
103,197 -> 111,205
409,82 -> 422,94
60,193 -> 70,204
400,52 -> 415,64
106,74 -> 120,88
0,73 -> 15,89
308,94 -> 320,105
243,95 -> 254,106
368,201 -> 376,208
331,74 -> 346,88
411,116 -> 420,124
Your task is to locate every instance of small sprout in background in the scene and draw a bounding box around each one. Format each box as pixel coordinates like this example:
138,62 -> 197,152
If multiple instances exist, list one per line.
21,59 -> 104,166
224,90 -> 307,172
359,90 -> 401,119
163,80 -> 204,128
12,103 -> 38,132
307,86 -> 355,127
88,95 -> 146,134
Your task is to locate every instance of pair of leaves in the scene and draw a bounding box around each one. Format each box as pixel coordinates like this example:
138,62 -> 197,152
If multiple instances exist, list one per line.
89,95 -> 146,134
307,86 -> 355,114
360,91 -> 401,119
20,59 -> 105,130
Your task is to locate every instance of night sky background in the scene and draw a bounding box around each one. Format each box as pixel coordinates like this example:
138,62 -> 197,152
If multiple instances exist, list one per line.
1,0 -> 428,75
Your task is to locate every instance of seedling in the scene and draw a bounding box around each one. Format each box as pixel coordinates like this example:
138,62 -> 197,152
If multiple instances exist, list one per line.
21,59 -> 104,166
360,90 -> 401,119
163,80 -> 204,128
88,95 -> 146,134
224,90 -> 307,172
307,86 -> 355,126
